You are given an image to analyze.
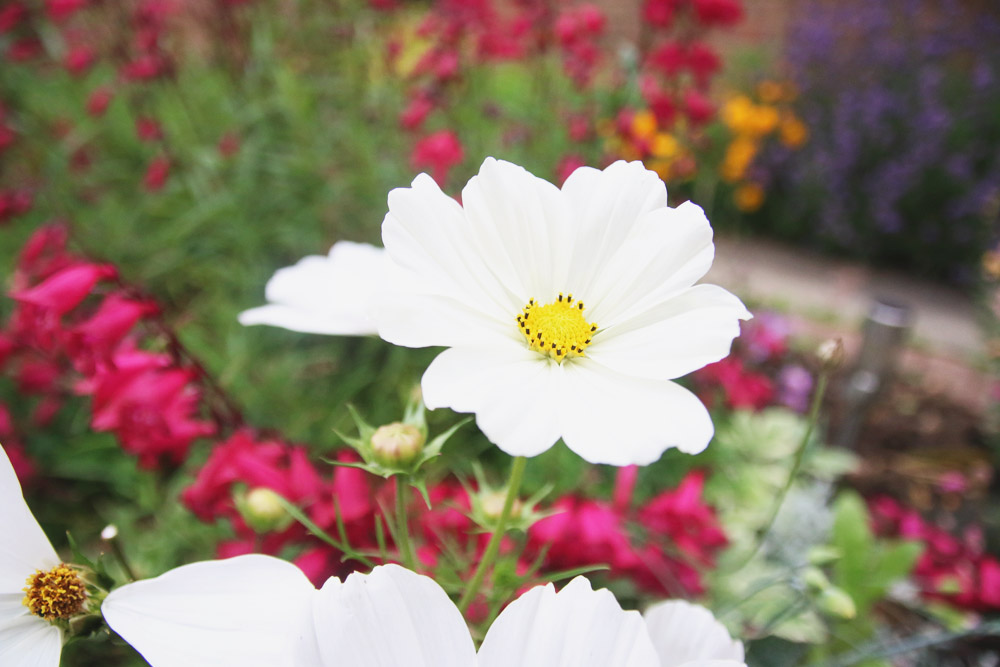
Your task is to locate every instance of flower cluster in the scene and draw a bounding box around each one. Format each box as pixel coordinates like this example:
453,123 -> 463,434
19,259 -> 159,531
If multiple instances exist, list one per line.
529,469 -> 727,597
719,81 -> 807,212
757,0 -> 1000,282
1,224 -> 217,468
870,495 -> 1000,611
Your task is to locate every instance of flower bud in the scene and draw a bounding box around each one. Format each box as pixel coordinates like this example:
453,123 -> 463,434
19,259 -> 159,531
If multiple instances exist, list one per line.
237,487 -> 291,534
816,587 -> 857,620
480,490 -> 523,522
802,566 -> 831,592
816,338 -> 845,369
371,422 -> 425,466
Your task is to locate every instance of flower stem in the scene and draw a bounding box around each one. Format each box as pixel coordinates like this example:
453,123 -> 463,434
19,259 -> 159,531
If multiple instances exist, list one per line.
395,475 -> 418,571
756,370 -> 830,548
457,456 -> 527,615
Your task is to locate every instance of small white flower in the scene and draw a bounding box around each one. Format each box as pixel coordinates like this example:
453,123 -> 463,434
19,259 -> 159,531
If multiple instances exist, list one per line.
239,241 -> 386,336
103,557 -> 745,667
1,445 -> 86,667
376,158 -> 750,465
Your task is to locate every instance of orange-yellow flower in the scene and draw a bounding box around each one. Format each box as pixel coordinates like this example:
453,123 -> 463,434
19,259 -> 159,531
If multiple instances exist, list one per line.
733,183 -> 765,212
780,113 -> 809,148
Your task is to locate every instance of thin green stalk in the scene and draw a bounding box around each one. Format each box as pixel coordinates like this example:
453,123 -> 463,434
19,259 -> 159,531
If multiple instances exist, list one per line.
732,370 -> 829,570
457,456 -> 527,614
395,475 -> 418,571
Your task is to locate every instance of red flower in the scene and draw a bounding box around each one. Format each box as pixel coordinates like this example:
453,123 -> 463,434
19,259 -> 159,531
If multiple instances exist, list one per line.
0,189 -> 33,226
120,53 -> 167,81
64,294 -> 158,374
530,498 -> 641,572
7,38 -> 42,62
410,130 -> 464,186
642,0 -> 677,28
218,132 -> 240,157
697,357 -> 774,410
135,117 -> 163,142
64,45 -> 95,76
46,0 -> 87,22
11,263 -> 117,316
691,0 -> 743,27
86,87 -> 114,117
647,41 -> 686,77
90,364 -> 215,467
0,3 -> 27,33
143,155 -> 170,191
555,155 -> 586,186
399,93 -> 435,132
686,42 -> 721,89
683,88 -> 715,125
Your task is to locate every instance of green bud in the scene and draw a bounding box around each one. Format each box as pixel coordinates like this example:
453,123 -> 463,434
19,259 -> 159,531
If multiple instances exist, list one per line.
816,338 -> 845,369
807,545 -> 842,566
802,567 -> 831,592
237,487 -> 291,534
816,587 -> 857,620
371,422 -> 425,466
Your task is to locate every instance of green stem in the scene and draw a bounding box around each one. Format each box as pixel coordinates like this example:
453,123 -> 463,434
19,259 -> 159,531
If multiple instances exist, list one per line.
732,370 -> 829,571
107,533 -> 137,583
395,475 -> 418,571
457,456 -> 527,614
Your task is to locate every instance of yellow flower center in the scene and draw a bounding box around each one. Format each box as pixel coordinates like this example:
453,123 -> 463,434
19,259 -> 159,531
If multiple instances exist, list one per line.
23,564 -> 88,621
517,293 -> 597,362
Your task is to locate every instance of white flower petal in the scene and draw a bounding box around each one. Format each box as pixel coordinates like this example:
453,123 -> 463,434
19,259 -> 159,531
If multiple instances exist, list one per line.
102,555 -> 316,667
559,361 -> 714,464
421,346 -> 562,457
461,157 -> 573,302
238,241 -> 385,336
585,202 -> 717,327
310,564 -> 475,667
561,161 -> 668,298
478,576 -> 659,667
382,173 -> 518,327
0,445 -> 58,593
588,285 -> 751,381
644,600 -> 745,667
0,607 -> 62,667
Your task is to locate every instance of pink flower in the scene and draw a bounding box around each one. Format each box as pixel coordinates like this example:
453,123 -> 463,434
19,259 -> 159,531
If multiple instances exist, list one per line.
692,0 -> 743,27
64,45 -> 95,75
686,42 -> 721,89
399,93 -> 435,131
0,2 -> 27,33
0,189 -> 32,225
86,86 -> 114,117
410,130 -> 464,186
683,89 -> 715,125
10,263 -> 117,316
46,0 -> 87,22
218,132 -> 240,157
648,42 -> 686,77
64,293 -> 159,374
555,155 -> 586,186
642,0 -> 677,28
90,365 -> 215,467
143,155 -> 170,191
135,117 -> 163,142
7,37 -> 42,62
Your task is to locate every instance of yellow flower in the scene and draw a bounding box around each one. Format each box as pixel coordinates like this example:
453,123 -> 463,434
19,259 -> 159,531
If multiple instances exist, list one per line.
650,133 -> 680,159
646,158 -> 673,181
721,137 -> 758,182
733,183 -> 765,212
780,113 -> 809,148
630,110 -> 657,141
757,80 -> 784,105
748,105 -> 780,136
721,96 -> 754,133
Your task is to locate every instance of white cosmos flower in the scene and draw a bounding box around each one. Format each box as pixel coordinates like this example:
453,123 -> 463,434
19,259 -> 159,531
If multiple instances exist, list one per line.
376,158 -> 751,466
103,557 -> 743,667
643,600 -> 745,667
238,241 -> 386,336
1,444 -> 85,667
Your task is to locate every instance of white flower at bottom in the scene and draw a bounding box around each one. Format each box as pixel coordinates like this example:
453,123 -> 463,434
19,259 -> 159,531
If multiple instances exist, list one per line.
102,557 -> 743,667
0,445 -> 87,667
376,158 -> 750,466
643,600 -> 745,667
238,241 -> 386,336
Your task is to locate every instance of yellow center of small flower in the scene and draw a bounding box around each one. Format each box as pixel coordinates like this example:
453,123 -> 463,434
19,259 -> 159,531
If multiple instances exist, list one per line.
22,564 -> 88,621
517,293 -> 597,362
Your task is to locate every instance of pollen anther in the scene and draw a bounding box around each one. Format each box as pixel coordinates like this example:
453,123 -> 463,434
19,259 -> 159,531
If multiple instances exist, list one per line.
23,564 -> 88,621
518,295 -> 598,362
